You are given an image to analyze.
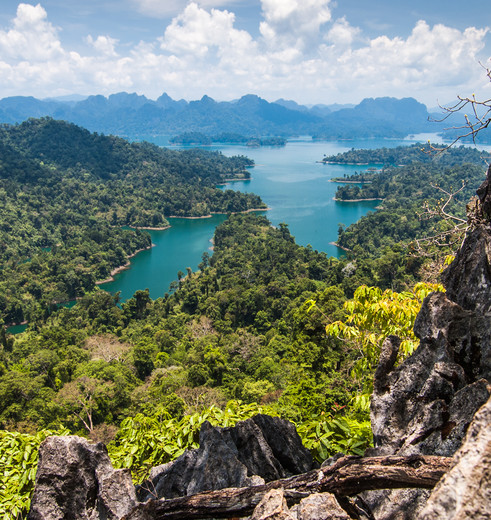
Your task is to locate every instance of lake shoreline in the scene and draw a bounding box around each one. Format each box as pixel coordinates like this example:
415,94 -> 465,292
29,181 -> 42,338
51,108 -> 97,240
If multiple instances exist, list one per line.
93,137 -> 412,302
330,180 -> 372,184
218,177 -> 251,184
133,225 -> 171,230
96,245 -> 155,285
329,241 -> 352,253
333,197 -> 384,202
321,161 -> 371,165
97,207 -> 268,285
168,207 -> 269,219
5,320 -> 28,328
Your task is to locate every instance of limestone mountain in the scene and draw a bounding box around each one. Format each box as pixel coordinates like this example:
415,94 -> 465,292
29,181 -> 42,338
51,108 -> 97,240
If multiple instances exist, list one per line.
0,93 -> 452,139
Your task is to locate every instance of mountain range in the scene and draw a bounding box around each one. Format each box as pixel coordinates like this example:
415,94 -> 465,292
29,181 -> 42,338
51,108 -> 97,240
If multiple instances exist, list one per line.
0,92 -> 472,140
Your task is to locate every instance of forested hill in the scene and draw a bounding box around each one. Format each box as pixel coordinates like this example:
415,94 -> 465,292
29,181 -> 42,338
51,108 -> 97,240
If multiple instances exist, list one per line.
323,142 -> 488,166
0,118 -> 264,325
0,213 -> 381,441
328,144 -> 488,259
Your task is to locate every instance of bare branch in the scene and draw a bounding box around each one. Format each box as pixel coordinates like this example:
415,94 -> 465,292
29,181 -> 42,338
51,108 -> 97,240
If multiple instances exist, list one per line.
428,63 -> 491,151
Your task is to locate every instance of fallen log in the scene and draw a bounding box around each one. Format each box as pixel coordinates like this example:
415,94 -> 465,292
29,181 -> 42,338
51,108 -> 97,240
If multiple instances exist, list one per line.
122,454 -> 452,520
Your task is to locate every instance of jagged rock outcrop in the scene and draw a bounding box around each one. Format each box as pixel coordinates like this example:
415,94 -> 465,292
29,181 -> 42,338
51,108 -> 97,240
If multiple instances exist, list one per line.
363,167 -> 491,519
27,416 -> 316,519
418,395 -> 491,520
137,415 -> 316,501
27,436 -> 136,520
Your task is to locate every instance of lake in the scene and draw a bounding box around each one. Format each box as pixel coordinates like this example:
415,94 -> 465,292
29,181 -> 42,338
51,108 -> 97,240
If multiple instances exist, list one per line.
100,136 -> 425,301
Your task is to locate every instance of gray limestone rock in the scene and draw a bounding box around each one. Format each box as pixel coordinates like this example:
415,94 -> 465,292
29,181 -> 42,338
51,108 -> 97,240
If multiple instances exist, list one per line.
418,395 -> 491,520
363,185 -> 491,519
136,421 -> 256,501
27,436 -> 136,520
137,415 -> 315,502
250,415 -> 315,476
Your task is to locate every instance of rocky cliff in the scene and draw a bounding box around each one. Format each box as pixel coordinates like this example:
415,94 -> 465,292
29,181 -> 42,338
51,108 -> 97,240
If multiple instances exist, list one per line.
363,165 -> 491,519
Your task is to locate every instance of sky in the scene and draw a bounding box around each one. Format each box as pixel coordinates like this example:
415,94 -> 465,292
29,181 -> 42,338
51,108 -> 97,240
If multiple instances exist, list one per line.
0,1 -> 490,107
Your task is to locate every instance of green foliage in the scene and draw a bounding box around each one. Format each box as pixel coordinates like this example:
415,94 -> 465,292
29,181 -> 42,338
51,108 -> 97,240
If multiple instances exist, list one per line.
297,414 -> 372,462
332,146 -> 485,264
323,142 -> 485,167
323,282 -> 444,393
0,428 -> 69,520
0,212 -> 417,435
108,399 -> 371,483
170,132 -> 286,147
326,282 -> 444,359
0,131 -> 484,517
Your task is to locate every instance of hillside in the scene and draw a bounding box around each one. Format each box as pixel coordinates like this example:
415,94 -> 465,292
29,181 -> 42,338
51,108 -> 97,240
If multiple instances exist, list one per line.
323,144 -> 487,264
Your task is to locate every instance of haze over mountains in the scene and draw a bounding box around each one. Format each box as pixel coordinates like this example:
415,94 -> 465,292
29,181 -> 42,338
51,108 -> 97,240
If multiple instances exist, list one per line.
0,92 -> 467,140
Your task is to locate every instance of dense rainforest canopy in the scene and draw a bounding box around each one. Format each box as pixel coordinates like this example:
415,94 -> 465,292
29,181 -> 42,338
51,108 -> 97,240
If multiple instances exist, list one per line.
0,118 -> 264,325
169,132 -> 287,147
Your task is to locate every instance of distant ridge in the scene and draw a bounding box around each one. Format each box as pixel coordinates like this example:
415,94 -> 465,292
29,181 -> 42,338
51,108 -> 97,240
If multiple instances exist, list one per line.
0,92 -> 461,139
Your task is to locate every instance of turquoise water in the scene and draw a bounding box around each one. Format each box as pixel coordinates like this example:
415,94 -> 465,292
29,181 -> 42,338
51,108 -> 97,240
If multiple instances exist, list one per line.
102,215 -> 229,301
100,136 -> 419,301
6,323 -> 28,334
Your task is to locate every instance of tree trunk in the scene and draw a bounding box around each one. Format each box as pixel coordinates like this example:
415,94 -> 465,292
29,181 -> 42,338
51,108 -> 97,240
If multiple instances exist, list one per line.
122,455 -> 452,520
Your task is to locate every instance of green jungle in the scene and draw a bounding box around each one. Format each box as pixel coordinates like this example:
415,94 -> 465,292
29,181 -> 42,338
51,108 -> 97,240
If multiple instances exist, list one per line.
0,118 -> 488,518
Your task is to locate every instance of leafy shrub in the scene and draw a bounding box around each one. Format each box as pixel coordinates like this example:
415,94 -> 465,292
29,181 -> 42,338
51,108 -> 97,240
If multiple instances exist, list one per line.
297,414 -> 372,462
0,428 -> 69,520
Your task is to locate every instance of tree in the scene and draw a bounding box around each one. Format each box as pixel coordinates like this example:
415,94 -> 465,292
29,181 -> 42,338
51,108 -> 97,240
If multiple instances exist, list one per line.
122,289 -> 151,321
55,376 -> 115,433
308,282 -> 444,395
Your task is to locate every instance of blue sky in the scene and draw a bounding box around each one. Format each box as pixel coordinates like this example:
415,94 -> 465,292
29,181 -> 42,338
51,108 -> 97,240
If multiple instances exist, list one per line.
0,1 -> 490,107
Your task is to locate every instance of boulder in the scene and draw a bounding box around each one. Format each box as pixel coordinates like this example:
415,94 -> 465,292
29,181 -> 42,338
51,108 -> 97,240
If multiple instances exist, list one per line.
27,436 -> 136,520
249,489 -> 355,520
137,415 -> 316,501
136,421 -> 260,501
297,493 -> 354,520
251,489 -> 296,520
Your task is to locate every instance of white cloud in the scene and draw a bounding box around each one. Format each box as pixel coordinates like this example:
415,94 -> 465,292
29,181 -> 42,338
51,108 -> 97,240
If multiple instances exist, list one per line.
0,3 -> 63,61
259,0 -> 332,51
131,0 -> 244,18
0,2 -> 488,105
86,35 -> 119,56
341,21 -> 488,93
160,2 -> 254,58
325,17 -> 361,48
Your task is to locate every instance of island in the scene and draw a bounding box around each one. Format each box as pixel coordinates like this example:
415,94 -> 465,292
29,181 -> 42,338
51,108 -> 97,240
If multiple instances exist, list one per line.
169,131 -> 287,147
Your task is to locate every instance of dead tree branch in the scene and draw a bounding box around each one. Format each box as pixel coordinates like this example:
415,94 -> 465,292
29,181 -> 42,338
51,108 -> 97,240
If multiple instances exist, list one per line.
123,455 -> 452,519
412,181 -> 470,257
429,63 -> 491,151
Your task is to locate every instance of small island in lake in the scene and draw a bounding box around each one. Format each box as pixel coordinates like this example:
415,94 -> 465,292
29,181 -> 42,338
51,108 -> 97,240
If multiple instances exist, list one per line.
169,131 -> 287,147
330,167 -> 380,184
